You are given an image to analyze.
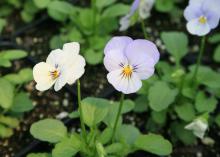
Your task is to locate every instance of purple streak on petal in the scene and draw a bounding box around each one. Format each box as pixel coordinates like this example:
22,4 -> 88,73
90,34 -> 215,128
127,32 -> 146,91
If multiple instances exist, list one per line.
130,0 -> 140,15
104,36 -> 133,55
104,49 -> 128,72
125,39 -> 160,66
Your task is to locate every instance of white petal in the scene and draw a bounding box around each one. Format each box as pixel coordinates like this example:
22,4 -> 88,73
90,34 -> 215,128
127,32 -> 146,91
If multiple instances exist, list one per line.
54,71 -> 67,91
186,18 -> 211,36
33,62 -> 56,91
139,0 -> 154,19
107,69 -> 142,94
119,15 -> 131,31
134,65 -> 155,80
66,55 -> 86,85
46,49 -> 66,67
63,42 -> 80,57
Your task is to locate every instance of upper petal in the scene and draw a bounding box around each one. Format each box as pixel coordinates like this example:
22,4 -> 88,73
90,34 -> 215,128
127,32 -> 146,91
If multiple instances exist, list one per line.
63,42 -> 80,57
184,5 -> 203,21
125,39 -> 160,66
130,0 -> 140,15
33,62 -> 56,91
138,0 -> 155,19
186,18 -> 211,36
206,11 -> 220,29
104,36 -> 133,55
107,69 -> 142,94
46,49 -> 66,67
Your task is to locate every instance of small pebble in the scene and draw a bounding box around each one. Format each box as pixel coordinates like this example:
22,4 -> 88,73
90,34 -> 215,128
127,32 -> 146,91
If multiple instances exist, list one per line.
197,152 -> 202,157
63,99 -> 69,107
56,112 -> 68,119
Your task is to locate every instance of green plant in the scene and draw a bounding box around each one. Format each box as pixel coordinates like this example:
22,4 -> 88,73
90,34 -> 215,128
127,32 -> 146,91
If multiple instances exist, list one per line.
0,49 -> 34,138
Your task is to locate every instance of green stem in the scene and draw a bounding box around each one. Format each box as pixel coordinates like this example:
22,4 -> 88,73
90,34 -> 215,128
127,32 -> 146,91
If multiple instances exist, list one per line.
77,80 -> 87,142
112,93 -> 125,142
141,20 -> 147,39
191,36 -> 206,88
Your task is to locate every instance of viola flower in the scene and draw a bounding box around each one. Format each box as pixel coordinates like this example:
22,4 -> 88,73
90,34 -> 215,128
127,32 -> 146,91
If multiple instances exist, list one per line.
184,0 -> 220,36
104,36 -> 159,94
33,42 -> 86,91
185,118 -> 208,139
119,0 -> 155,31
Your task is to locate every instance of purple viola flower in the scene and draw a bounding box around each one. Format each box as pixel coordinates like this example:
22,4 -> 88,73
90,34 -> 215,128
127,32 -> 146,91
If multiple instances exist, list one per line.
104,36 -> 160,94
184,0 -> 220,36
119,0 -> 155,31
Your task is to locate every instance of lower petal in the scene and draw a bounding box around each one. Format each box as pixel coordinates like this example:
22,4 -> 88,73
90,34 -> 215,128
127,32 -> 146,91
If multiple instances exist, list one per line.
107,69 -> 142,94
134,65 -> 155,80
186,19 -> 211,36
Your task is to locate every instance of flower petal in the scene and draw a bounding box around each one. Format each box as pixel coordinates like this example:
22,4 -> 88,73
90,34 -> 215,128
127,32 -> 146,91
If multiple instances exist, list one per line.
46,49 -> 66,67
138,0 -> 154,19
54,70 -> 67,91
186,18 -> 211,36
63,42 -> 80,57
119,15 -> 131,31
33,62 -> 56,91
66,55 -> 86,85
134,65 -> 155,80
104,36 -> 133,55
125,39 -> 160,66
184,5 -> 203,21
104,49 -> 128,72
130,0 -> 140,15
206,11 -> 220,29
107,69 -> 142,94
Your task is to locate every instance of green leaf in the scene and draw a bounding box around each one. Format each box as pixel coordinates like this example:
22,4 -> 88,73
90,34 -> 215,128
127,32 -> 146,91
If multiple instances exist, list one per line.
47,1 -> 73,21
33,0 -> 51,8
195,92 -> 217,113
155,0 -> 174,12
190,66 -> 220,88
52,134 -> 82,157
85,49 -> 103,65
119,99 -> 135,114
4,68 -> 33,84
151,110 -> 167,124
98,127 -> 113,145
208,33 -> 220,44
105,143 -> 124,154
115,125 -> 140,145
78,9 -> 94,32
96,0 -> 116,10
0,115 -> 19,128
134,96 -> 148,113
49,35 -> 64,49
0,124 -> 13,138
214,45 -> 220,62
0,78 -> 14,109
0,18 -> 6,33
0,58 -> 11,67
0,49 -> 27,60
27,153 -> 51,157
30,119 -> 67,143
81,97 -> 110,127
215,114 -> 220,128
135,134 -> 172,155
148,81 -> 178,111
102,4 -> 130,18
175,103 -> 195,122
161,31 -> 188,63
171,122 -> 196,145
11,92 -> 34,112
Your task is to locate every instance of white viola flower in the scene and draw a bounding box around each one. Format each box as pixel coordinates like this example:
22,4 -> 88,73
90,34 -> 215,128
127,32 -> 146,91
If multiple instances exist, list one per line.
33,42 -> 86,91
104,36 -> 159,94
184,0 -> 220,36
119,0 -> 155,31
185,118 -> 208,139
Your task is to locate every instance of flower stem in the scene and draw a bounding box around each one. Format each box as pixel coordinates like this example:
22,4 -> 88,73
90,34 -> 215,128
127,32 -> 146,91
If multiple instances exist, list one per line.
77,80 -> 87,142
112,93 -> 125,142
191,36 -> 206,88
141,20 -> 147,39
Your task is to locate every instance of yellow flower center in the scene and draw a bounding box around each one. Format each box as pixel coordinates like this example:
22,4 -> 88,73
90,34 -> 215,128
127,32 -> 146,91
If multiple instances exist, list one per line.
199,16 -> 207,24
50,70 -> 60,80
122,65 -> 133,78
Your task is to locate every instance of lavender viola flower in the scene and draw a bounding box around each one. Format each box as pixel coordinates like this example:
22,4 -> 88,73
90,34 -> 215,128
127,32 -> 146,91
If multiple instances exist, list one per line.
104,36 -> 159,94
184,0 -> 220,36
119,0 -> 155,31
